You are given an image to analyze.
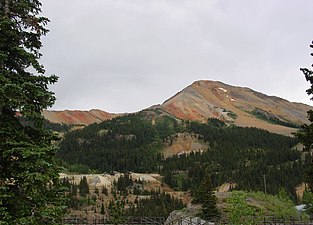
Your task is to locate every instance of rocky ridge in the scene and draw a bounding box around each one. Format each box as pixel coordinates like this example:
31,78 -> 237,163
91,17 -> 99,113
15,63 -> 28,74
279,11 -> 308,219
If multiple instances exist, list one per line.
42,109 -> 117,125
160,80 -> 312,135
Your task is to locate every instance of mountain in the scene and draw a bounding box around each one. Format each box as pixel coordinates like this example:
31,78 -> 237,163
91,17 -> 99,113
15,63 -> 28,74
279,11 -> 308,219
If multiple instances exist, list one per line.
160,80 -> 312,135
55,80 -> 313,216
43,80 -> 313,134
42,109 -> 117,125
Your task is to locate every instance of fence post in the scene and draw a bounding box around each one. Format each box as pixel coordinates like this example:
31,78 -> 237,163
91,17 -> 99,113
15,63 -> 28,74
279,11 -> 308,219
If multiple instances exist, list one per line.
273,216 -> 276,225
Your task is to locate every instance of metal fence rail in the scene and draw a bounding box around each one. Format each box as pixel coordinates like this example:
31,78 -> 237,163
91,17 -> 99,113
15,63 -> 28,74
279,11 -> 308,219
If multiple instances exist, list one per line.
62,216 -> 313,225
62,216 -> 165,225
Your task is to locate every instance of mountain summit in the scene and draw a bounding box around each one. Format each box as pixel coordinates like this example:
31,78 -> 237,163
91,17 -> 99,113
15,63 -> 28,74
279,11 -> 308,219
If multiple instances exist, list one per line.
159,80 -> 312,134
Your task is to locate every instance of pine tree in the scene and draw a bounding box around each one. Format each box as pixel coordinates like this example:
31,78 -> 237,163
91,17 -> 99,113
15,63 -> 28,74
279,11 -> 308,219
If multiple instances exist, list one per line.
0,0 -> 64,224
297,40 -> 313,191
101,203 -> 105,215
199,175 -> 220,222
102,185 -> 108,195
79,176 -> 89,197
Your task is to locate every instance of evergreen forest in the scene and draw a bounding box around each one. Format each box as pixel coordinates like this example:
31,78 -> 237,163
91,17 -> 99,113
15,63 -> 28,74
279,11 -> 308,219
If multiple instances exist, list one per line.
57,110 -> 309,200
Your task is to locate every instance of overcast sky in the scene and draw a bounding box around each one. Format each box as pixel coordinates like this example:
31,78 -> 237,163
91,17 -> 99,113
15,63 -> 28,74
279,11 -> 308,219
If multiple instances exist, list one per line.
40,0 -> 313,113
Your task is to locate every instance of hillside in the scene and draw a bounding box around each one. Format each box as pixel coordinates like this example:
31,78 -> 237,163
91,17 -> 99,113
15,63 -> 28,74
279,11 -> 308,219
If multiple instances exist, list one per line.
58,111 -> 309,199
160,80 -> 312,135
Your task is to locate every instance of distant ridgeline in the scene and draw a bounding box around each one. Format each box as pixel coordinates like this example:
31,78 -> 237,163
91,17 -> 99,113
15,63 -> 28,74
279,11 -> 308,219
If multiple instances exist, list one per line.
18,116 -> 73,133
57,110 -> 309,199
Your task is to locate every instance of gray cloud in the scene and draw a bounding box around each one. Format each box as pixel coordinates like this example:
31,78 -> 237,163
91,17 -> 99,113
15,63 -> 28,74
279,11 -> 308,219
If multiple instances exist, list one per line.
40,0 -> 313,113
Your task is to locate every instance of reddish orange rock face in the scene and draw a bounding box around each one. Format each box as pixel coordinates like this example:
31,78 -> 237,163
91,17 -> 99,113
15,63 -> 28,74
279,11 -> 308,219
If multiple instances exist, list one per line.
42,109 -> 118,125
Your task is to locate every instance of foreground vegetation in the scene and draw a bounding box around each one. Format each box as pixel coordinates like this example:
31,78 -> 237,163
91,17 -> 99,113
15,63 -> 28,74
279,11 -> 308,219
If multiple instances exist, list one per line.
0,0 -> 65,224
215,190 -> 308,225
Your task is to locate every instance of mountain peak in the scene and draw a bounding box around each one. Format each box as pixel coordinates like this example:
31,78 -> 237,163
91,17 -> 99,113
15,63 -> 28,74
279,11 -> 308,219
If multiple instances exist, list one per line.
160,80 -> 312,135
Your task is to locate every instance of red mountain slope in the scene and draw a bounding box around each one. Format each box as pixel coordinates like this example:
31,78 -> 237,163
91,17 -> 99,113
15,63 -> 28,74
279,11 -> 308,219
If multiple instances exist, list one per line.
42,109 -> 117,125
160,80 -> 312,135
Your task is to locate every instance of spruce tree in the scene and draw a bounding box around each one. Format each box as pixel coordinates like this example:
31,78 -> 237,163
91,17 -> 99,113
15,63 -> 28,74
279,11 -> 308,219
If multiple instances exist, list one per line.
0,0 -> 64,224
297,40 -> 313,191
100,203 -> 105,215
199,175 -> 220,222
79,176 -> 89,197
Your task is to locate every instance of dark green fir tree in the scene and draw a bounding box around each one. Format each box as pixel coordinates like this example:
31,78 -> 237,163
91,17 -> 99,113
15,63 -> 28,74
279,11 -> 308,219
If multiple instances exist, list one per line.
79,176 -> 90,197
199,175 -> 220,222
297,40 -> 313,192
101,203 -> 105,215
0,0 -> 65,224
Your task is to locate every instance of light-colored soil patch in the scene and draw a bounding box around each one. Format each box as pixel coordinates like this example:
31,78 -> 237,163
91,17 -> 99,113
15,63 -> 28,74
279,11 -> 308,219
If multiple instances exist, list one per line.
131,173 -> 161,183
60,172 -> 163,189
234,113 -> 297,136
296,183 -> 306,200
163,133 -> 208,158
217,183 -> 237,192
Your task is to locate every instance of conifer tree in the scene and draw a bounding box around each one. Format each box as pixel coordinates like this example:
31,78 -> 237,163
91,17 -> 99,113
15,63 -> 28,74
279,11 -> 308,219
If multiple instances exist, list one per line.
100,203 -> 105,215
297,40 -> 313,191
0,0 -> 64,224
79,176 -> 89,197
199,175 -> 220,222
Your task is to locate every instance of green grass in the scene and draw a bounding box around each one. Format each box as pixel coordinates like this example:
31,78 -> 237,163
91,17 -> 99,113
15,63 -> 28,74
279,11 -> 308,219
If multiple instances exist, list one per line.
250,109 -> 300,128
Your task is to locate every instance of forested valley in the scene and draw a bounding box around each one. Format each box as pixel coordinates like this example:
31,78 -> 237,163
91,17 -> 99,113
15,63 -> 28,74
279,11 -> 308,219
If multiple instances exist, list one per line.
57,110 -> 309,200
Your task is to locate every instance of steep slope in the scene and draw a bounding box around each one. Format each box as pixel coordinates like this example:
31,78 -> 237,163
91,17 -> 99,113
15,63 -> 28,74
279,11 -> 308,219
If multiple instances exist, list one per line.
160,80 -> 312,135
42,109 -> 117,125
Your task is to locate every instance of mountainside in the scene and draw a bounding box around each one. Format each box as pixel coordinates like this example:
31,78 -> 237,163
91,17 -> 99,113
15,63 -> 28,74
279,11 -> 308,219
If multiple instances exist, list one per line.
42,109 -> 117,125
58,111 -> 309,199
160,80 -> 312,135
